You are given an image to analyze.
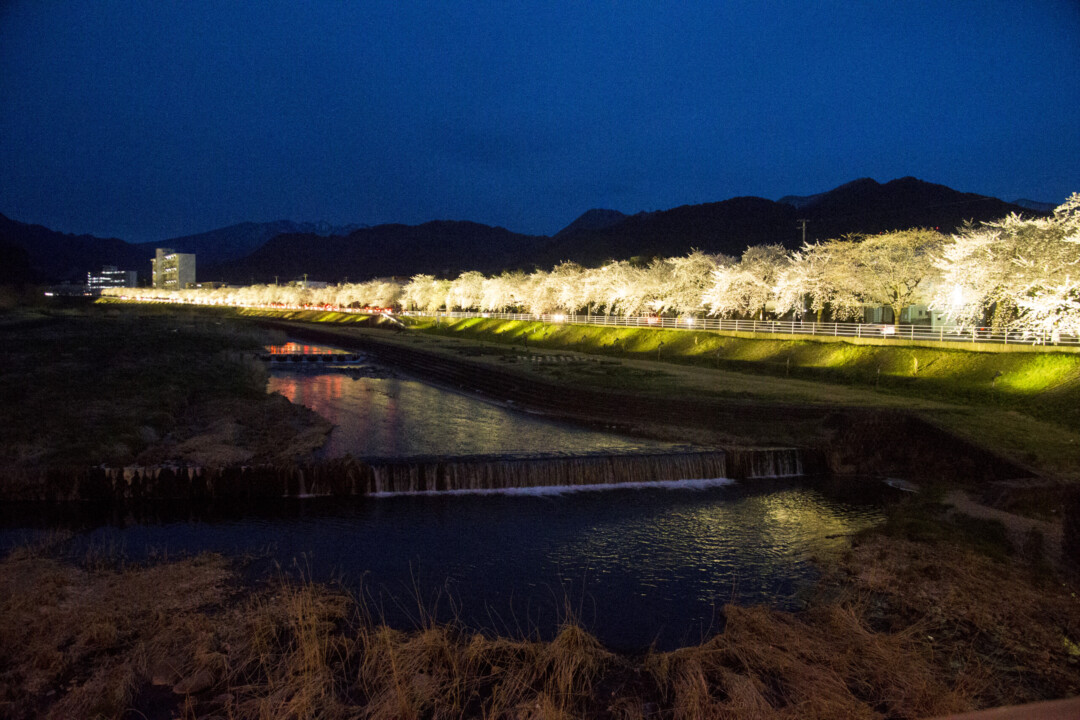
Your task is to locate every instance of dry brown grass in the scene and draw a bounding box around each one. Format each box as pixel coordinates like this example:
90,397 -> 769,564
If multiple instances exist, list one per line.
0,538 -> 230,720
830,535 -> 1080,708
2,528 -> 1078,719
636,533 -> 1080,719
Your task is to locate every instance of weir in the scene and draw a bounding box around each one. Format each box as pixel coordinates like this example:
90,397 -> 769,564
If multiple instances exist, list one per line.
18,447 -> 817,502
257,352 -> 365,363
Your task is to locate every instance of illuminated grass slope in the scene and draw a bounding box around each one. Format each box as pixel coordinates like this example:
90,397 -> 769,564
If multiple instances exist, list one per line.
218,305 -> 1080,430
411,317 -> 1080,425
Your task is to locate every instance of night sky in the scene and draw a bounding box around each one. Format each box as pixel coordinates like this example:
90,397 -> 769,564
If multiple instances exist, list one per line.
2,1 -> 1078,243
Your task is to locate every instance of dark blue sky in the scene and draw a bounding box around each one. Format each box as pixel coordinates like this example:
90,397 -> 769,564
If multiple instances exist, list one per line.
2,1 -> 1078,242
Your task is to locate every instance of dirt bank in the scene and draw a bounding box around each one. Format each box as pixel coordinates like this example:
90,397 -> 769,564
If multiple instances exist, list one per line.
2,511 -> 1077,720
0,307 -> 332,483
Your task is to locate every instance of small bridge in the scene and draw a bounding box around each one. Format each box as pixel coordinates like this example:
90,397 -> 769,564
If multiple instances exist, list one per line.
257,352 -> 365,364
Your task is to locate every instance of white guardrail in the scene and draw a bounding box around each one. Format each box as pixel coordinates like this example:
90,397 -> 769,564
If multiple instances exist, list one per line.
110,295 -> 1079,347
407,310 -> 1080,347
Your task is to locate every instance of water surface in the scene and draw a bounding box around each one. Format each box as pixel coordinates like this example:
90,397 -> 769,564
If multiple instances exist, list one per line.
1,480 -> 881,650
267,361 -> 673,459
0,342 -> 883,651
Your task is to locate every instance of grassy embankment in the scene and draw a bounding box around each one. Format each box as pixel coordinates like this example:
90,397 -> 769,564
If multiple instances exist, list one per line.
13,301 -> 1062,717
2,509 -> 1077,719
229,307 -> 1080,416
419,318 -> 1080,483
409,317 -> 1080,415
226,307 -> 1080,481
0,303 -> 330,474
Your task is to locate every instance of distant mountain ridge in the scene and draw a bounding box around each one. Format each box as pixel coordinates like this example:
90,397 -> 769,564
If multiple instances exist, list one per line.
0,177 -> 1053,284
1012,198 -> 1058,213
554,209 -> 628,237
141,220 -> 369,267
206,220 -> 543,285
786,177 -> 1030,238
0,213 -> 146,284
776,191 -> 828,209
531,177 -> 1041,267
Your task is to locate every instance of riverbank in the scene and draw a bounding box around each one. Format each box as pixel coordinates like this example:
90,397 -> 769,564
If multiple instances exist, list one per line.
249,317 -> 1054,486
407,315 -> 1080,468
221,306 -> 1080,483
233,307 -> 1080,415
3,302 -> 1079,716
2,498 -> 1077,720
0,305 -> 332,479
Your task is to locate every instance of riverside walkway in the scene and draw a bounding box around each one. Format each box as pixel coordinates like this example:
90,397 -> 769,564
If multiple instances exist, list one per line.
105,295 -> 1080,348
412,310 -> 1080,349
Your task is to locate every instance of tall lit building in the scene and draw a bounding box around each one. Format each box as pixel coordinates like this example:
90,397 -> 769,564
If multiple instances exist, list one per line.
86,265 -> 138,294
152,248 -> 196,289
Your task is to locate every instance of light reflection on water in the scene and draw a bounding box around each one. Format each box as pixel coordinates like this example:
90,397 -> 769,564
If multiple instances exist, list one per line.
268,369 -> 673,458
266,342 -> 343,355
250,348 -> 883,648
1,482 -> 882,651
0,344 -> 885,649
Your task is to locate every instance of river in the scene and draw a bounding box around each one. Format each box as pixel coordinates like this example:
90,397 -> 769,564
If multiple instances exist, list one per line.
0,342 -> 884,651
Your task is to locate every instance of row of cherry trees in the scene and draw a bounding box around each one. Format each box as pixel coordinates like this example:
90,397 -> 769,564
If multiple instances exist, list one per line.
109,194 -> 1079,332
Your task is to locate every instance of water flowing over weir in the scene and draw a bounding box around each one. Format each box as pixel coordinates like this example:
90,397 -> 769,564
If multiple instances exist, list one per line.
21,448 -> 815,502
362,448 -> 805,494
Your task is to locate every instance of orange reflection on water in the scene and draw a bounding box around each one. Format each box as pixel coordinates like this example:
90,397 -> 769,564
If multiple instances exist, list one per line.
266,342 -> 337,355
271,374 -> 345,419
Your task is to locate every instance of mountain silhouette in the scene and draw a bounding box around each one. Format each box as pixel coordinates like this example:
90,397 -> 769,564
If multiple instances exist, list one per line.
533,196 -> 797,267
205,221 -> 543,284
143,220 -> 368,267
530,177 -> 1041,266
786,177 -> 1032,239
1012,198 -> 1057,213
554,209 -> 628,237
1,177 -> 1049,285
0,213 -> 146,284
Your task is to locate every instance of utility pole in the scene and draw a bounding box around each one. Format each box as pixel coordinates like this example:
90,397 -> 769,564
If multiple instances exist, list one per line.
796,219 -> 809,246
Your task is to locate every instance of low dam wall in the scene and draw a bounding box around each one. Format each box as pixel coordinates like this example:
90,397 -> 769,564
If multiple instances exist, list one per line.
10,448 -> 818,502
258,352 -> 365,363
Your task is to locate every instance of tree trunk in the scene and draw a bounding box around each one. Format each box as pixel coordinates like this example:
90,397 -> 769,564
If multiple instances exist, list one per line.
991,301 -> 1017,331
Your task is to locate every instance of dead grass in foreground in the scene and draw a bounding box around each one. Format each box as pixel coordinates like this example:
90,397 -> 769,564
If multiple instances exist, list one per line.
1,530 -> 1078,719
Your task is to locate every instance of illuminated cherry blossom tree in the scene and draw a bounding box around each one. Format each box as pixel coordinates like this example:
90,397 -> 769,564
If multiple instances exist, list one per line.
665,250 -> 726,316
774,242 -> 856,321
402,274 -> 451,312
480,271 -> 525,311
703,245 -> 789,319
827,229 -> 945,323
935,193 -> 1080,333
447,271 -> 485,310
